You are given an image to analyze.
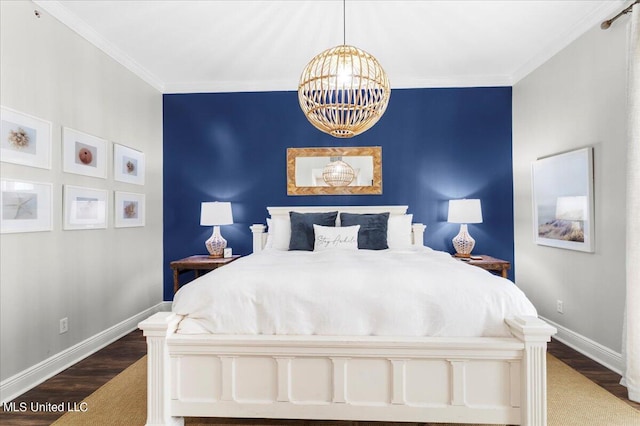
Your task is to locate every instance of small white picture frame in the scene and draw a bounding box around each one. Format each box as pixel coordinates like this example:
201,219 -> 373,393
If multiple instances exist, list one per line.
223,248 -> 232,258
62,127 -> 107,179
1,179 -> 53,233
114,143 -> 145,185
63,185 -> 108,230
1,106 -> 52,169
114,191 -> 145,228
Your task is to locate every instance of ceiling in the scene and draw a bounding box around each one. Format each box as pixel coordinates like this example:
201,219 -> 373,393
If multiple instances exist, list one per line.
33,0 -> 627,93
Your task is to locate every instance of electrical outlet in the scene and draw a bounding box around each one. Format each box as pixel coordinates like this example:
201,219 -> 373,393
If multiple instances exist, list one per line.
556,300 -> 564,314
59,317 -> 68,334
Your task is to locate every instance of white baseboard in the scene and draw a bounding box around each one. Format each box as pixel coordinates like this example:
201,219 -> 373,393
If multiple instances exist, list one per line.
0,301 -> 172,404
540,316 -> 624,375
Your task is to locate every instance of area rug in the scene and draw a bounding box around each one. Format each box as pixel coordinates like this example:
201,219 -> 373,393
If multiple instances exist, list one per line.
52,355 -> 640,426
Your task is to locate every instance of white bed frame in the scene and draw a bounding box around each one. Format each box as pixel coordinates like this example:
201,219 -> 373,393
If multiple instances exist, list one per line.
140,206 -> 556,426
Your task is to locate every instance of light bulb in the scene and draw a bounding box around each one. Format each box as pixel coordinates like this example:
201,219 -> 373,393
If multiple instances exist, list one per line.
336,56 -> 353,87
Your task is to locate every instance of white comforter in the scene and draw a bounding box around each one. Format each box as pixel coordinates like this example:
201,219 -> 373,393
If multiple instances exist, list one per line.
172,247 -> 537,337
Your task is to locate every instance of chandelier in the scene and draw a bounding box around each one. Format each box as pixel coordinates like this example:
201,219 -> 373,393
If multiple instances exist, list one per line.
322,159 -> 355,186
298,1 -> 390,138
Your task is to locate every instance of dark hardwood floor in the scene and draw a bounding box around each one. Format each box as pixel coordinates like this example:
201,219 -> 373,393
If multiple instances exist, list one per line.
1,332 -> 637,425
0,330 -> 147,426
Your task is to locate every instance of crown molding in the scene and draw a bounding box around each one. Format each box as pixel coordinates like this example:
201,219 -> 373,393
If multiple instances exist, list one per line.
511,0 -> 628,84
33,0 -> 165,93
163,78 -> 297,94
163,74 -> 512,94
390,75 -> 513,90
33,1 -> 628,93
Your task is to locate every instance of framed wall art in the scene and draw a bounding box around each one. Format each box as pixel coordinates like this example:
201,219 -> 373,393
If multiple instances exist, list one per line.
1,106 -> 52,169
0,179 -> 53,233
62,127 -> 107,178
531,147 -> 594,252
63,185 -> 108,230
114,191 -> 145,228
114,143 -> 145,185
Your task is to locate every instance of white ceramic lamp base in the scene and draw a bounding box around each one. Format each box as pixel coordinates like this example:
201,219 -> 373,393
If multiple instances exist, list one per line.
205,226 -> 227,258
452,224 -> 475,258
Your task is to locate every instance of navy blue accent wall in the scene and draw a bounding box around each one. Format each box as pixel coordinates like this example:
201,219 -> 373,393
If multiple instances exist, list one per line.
163,87 -> 513,300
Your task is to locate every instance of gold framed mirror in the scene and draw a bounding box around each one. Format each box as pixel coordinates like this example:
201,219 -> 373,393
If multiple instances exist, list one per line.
287,146 -> 382,196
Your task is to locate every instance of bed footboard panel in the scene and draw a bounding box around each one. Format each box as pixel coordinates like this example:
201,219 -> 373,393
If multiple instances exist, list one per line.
141,314 -> 555,426
167,337 -> 524,424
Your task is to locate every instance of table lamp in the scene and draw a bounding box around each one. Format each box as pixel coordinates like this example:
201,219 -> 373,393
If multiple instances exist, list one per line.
448,199 -> 483,257
200,201 -> 233,258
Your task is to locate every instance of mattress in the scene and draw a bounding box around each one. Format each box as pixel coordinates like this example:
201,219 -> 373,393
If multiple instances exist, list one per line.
172,247 -> 537,337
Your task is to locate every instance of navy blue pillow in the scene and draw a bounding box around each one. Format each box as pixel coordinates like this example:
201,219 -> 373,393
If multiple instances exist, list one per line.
289,211 -> 338,251
340,212 -> 390,250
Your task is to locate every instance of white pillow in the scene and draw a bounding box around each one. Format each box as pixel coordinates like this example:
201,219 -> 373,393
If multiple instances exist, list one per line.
265,218 -> 273,248
267,217 -> 291,250
313,224 -> 360,251
387,214 -> 413,249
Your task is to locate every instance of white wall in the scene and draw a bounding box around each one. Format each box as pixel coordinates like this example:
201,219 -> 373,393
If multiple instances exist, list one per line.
0,1 -> 163,383
513,21 -> 628,364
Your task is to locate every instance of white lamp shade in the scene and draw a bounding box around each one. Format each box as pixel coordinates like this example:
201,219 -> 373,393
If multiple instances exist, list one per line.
200,202 -> 233,226
447,199 -> 483,224
555,196 -> 588,221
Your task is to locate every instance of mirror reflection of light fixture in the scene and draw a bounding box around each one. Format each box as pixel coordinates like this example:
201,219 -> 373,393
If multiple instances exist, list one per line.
447,199 -> 483,258
287,146 -> 382,195
322,158 -> 355,187
200,202 -> 233,258
298,0 -> 390,138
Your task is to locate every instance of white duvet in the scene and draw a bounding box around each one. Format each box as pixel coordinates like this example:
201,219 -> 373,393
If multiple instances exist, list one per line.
172,247 -> 537,337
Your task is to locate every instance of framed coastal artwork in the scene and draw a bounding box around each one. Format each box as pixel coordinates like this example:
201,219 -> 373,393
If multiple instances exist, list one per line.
62,127 -> 107,178
114,144 -> 145,185
63,185 -> 108,230
0,179 -> 53,233
114,191 -> 145,228
0,106 -> 52,169
531,147 -> 594,252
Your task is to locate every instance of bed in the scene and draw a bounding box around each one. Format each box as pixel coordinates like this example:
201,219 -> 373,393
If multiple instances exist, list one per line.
139,205 -> 556,426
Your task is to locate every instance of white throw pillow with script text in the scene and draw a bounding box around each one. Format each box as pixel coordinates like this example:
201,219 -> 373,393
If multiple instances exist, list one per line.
313,224 -> 360,251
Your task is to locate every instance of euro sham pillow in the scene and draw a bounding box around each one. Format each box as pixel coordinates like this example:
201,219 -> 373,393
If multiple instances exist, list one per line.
313,224 -> 360,251
266,217 -> 291,251
289,211 -> 339,251
339,212 -> 390,250
265,218 -> 274,248
387,214 -> 413,249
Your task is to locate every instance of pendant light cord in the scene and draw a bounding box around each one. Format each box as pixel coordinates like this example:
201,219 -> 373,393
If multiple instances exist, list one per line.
343,0 -> 346,45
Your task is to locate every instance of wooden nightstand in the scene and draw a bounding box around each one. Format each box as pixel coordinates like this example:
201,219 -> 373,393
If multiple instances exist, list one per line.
170,255 -> 241,293
454,255 -> 511,279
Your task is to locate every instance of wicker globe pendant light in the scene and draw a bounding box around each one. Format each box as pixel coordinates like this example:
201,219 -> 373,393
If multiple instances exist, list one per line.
298,1 -> 390,138
322,159 -> 356,186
